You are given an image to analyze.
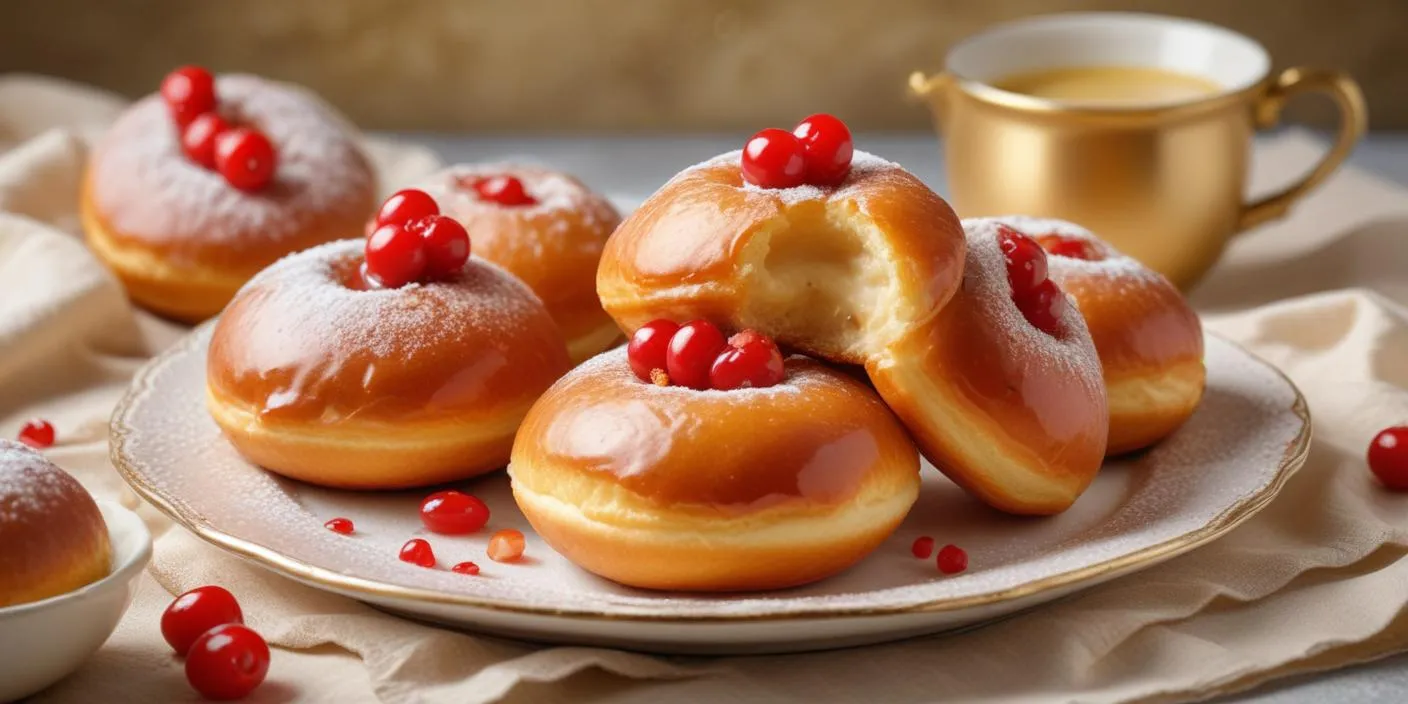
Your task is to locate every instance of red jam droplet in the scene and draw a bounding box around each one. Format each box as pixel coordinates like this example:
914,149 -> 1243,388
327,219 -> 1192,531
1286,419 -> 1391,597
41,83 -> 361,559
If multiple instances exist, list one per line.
376,189 -> 441,228
474,175 -> 537,206
161,585 -> 244,656
1037,234 -> 1101,261
452,561 -> 481,576
1369,426 -> 1408,491
665,320 -> 728,390
365,222 -> 428,289
181,113 -> 229,169
792,113 -> 854,186
399,538 -> 437,568
741,128 -> 807,189
911,536 -> 935,559
184,624 -> 270,701
161,66 -> 217,127
628,319 -> 682,383
417,215 -> 472,278
997,225 -> 1064,336
324,517 -> 354,535
1017,279 -> 1067,336
487,529 -> 525,563
17,419 -> 54,449
214,127 -> 277,192
709,330 -> 785,390
937,544 -> 968,575
419,490 -> 491,535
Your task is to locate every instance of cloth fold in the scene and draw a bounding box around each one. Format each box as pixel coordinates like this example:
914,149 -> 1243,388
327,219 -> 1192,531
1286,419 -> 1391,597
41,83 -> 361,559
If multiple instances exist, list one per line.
4,73 -> 1408,703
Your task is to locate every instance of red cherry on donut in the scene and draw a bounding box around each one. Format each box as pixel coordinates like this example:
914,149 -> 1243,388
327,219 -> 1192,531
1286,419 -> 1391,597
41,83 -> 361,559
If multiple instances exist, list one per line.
1017,279 -> 1067,336
181,113 -> 229,169
185,624 -> 270,700
997,226 -> 1049,296
161,66 -> 217,127
627,319 -> 681,383
416,216 -> 471,278
709,330 -> 785,390
475,175 -> 537,206
741,128 -> 807,189
214,128 -> 277,192
365,223 -> 428,288
793,113 -> 854,186
161,585 -> 244,656
399,538 -> 437,568
1369,426 -> 1408,491
666,320 -> 728,390
419,490 -> 491,535
376,189 -> 440,228
17,419 -> 54,449
1037,234 -> 1100,261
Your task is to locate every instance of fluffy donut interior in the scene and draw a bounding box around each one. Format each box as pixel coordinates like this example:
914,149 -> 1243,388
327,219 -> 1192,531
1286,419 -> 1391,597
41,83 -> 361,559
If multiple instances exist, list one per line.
739,201 -> 910,360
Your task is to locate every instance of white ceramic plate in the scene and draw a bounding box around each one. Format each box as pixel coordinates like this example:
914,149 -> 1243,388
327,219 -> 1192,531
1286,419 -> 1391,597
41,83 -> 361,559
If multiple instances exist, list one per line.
111,326 -> 1308,654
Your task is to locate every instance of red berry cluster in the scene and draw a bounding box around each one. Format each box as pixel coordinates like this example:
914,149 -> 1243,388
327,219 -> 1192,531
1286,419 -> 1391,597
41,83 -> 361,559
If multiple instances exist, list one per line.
627,319 -> 786,391
910,537 -> 969,575
997,225 -> 1067,336
741,113 -> 854,189
1036,234 -> 1102,261
459,174 -> 538,206
364,189 -> 471,288
329,489 -> 519,573
162,66 -> 277,193
17,418 -> 54,449
161,586 -> 270,700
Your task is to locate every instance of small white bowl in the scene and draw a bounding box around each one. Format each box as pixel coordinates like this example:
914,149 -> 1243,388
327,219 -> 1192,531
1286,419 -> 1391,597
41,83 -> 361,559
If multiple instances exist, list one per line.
0,501 -> 152,702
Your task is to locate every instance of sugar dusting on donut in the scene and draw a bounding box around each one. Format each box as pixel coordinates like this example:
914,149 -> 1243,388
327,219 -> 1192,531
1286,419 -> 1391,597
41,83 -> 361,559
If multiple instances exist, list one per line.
0,440 -> 83,523
88,75 -> 375,260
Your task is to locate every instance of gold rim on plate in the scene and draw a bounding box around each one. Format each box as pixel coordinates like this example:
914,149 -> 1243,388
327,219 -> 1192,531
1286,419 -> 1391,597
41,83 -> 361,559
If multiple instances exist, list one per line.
110,326 -> 1312,623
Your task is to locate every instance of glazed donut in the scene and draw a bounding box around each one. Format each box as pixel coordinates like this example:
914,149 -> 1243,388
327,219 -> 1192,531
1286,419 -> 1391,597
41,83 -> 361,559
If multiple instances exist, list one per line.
413,164 -> 623,363
83,74 -> 377,323
976,216 -> 1206,454
866,221 -> 1108,515
509,348 -> 919,591
597,150 -> 966,365
0,440 -> 111,607
207,239 -> 572,489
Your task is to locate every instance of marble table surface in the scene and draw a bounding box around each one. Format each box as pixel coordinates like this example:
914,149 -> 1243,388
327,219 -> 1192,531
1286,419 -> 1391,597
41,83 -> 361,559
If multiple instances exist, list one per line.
400,130 -> 1408,704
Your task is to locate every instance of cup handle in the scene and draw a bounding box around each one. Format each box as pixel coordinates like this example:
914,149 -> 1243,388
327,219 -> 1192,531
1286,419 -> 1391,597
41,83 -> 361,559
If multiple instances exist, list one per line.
907,71 -> 952,100
1238,67 -> 1367,231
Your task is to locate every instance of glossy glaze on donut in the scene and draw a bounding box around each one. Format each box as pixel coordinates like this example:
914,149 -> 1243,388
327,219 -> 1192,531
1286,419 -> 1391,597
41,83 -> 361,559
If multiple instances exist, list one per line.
509,348 -> 920,591
868,221 -> 1109,515
977,216 -> 1206,454
415,163 -> 622,363
83,74 -> 377,322
207,239 -> 572,488
0,441 -> 111,607
597,149 -> 966,364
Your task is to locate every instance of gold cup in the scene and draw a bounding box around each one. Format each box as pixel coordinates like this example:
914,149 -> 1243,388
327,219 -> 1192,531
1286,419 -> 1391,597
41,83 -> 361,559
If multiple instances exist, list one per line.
909,13 -> 1366,288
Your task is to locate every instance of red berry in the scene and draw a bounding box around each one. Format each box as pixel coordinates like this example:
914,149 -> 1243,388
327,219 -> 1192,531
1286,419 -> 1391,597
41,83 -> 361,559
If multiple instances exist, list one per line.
161,66 -> 217,127
419,490 -> 491,535
666,320 -> 728,390
399,538 -> 436,568
627,320 -> 681,382
474,175 -> 537,206
1017,279 -> 1067,336
997,225 -> 1049,296
17,419 -> 54,449
324,517 -> 354,535
1369,427 -> 1408,490
911,536 -> 935,559
181,113 -> 229,169
452,561 -> 481,576
937,544 -> 968,575
709,330 -> 785,390
1037,234 -> 1100,261
364,223 -> 428,288
161,586 -> 244,656
792,113 -> 854,186
214,128 -> 277,192
741,128 -> 807,188
376,189 -> 440,228
185,624 -> 269,701
487,529 -> 525,563
416,216 -> 471,278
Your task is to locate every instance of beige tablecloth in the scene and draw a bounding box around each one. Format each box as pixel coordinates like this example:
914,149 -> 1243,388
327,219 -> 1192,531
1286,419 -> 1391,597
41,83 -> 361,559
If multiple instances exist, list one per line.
4,73 -> 1408,703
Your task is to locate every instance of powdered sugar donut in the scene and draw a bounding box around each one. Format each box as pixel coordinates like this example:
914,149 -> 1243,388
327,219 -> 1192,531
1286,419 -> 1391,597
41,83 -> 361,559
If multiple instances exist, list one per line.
413,163 -> 623,363
509,347 -> 919,591
207,239 -> 572,489
978,216 -> 1206,455
867,220 -> 1109,515
83,74 -> 377,323
0,440 -> 111,607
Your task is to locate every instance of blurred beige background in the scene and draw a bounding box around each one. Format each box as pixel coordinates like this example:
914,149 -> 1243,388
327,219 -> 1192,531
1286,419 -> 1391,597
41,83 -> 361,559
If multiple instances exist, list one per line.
0,0 -> 1401,131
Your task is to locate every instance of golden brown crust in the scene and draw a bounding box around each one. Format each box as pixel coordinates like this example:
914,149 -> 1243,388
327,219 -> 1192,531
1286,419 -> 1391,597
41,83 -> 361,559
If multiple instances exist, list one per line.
417,164 -> 623,363
207,240 -> 572,488
0,441 -> 112,607
509,348 -> 920,591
